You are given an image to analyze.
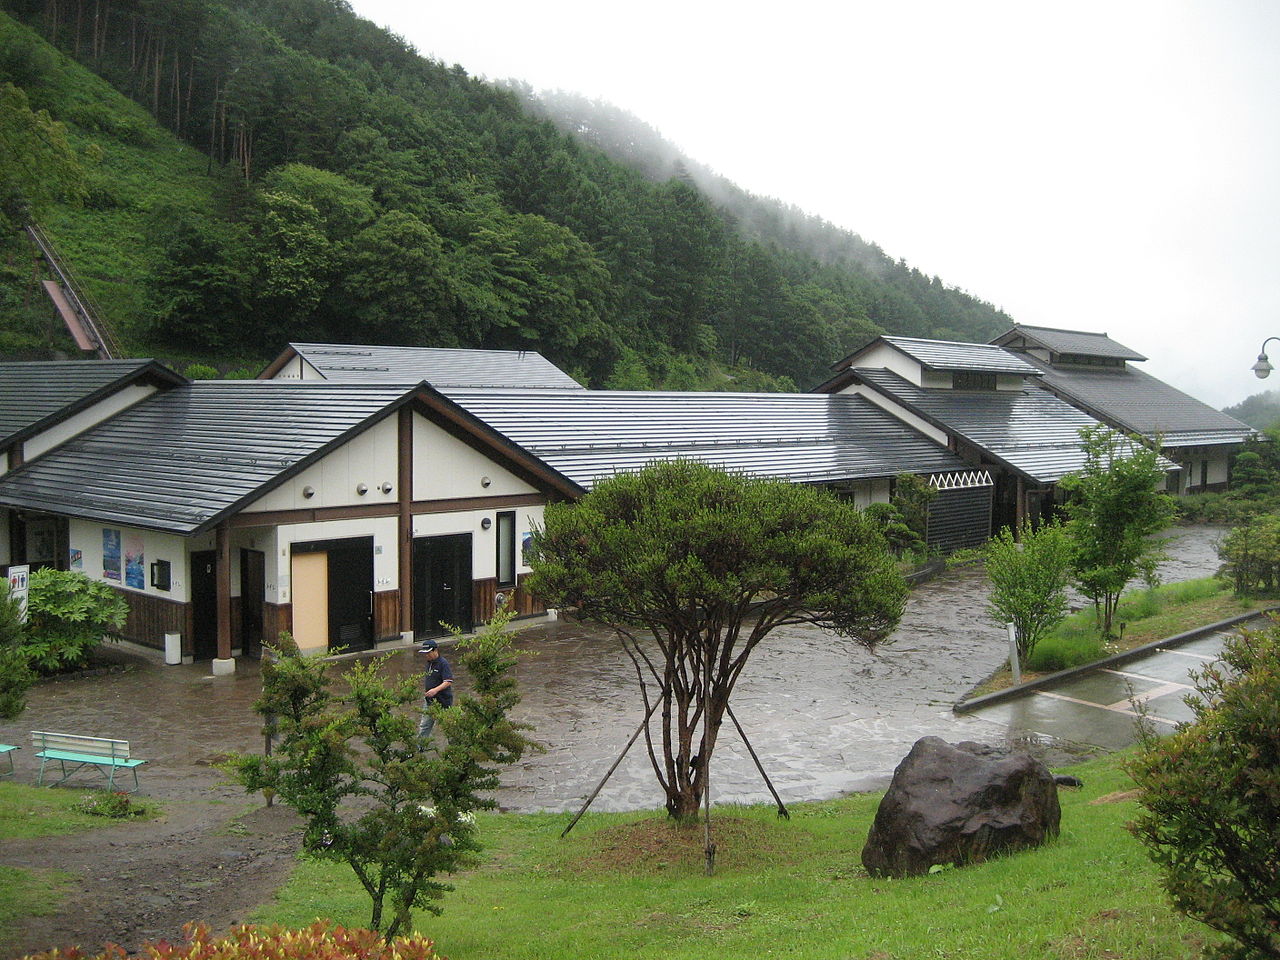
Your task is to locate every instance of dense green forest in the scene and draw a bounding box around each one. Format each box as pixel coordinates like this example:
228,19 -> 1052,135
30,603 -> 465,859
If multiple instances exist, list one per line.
1225,389 -> 1280,430
0,0 -> 1013,388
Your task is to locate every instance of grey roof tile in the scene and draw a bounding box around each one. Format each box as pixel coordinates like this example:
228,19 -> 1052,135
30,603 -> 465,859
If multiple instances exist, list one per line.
0,382 -> 410,534
849,368 -> 1169,482
995,324 -> 1147,360
0,359 -> 182,447
282,343 -> 583,389
881,337 -> 1042,375
443,388 -> 975,489
1018,355 -> 1252,443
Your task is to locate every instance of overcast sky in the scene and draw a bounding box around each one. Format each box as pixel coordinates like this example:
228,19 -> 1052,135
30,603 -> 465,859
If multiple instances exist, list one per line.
349,0 -> 1279,409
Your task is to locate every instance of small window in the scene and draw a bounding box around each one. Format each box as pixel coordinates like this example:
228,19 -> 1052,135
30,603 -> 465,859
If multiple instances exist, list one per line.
496,511 -> 516,587
952,371 -> 996,391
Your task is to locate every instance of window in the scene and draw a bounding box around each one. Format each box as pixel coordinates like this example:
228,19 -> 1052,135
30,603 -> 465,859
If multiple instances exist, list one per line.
496,511 -> 516,587
951,371 -> 996,391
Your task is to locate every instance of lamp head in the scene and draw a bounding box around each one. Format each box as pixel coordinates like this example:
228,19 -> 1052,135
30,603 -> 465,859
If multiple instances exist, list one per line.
1254,353 -> 1274,379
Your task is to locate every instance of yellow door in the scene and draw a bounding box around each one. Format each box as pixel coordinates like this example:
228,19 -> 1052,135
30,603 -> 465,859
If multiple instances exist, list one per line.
291,552 -> 329,653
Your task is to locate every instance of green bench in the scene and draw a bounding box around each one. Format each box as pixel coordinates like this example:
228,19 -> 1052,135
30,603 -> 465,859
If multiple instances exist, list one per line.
0,743 -> 16,776
31,731 -> 148,792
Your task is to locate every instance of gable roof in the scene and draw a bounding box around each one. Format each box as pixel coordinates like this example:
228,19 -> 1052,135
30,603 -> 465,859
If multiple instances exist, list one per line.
442,388 -> 975,489
845,368 -> 1165,483
991,324 -> 1147,361
1013,353 -> 1252,446
831,336 -> 1041,377
0,381 -> 579,536
260,342 -> 584,390
0,359 -> 184,449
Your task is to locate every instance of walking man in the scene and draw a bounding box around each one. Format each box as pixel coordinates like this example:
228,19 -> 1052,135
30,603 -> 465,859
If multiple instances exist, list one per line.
417,638 -> 454,741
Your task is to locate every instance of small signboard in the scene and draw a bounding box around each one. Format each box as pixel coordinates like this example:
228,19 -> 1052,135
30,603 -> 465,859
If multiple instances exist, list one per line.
8,564 -> 30,622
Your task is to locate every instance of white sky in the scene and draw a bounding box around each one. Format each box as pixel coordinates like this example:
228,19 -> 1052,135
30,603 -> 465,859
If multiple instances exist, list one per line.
349,0 -> 1280,408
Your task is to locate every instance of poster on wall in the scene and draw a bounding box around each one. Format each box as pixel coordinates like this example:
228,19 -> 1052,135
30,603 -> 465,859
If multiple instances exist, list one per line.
124,534 -> 145,589
102,528 -> 121,581
522,531 -> 534,564
69,549 -> 83,570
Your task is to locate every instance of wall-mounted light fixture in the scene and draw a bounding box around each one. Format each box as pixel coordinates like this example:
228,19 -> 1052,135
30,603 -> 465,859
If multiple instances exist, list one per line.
356,482 -> 368,496
480,475 -> 492,488
380,481 -> 394,494
481,517 -> 493,530
302,485 -> 316,499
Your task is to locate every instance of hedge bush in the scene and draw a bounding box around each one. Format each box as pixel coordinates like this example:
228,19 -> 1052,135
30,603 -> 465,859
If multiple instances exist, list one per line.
1127,622 -> 1280,959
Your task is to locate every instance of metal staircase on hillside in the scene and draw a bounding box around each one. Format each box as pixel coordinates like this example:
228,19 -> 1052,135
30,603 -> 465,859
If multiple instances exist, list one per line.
26,223 -> 122,360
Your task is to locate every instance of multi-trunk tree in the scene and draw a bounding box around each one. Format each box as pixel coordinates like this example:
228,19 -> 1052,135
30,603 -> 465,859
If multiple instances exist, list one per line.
526,461 -> 907,827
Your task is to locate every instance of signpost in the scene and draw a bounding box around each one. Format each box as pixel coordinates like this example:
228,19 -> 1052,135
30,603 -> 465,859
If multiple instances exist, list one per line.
7,564 -> 30,622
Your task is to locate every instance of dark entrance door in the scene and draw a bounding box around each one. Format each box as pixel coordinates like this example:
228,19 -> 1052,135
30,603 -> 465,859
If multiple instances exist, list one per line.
240,549 -> 266,659
190,550 -> 217,660
291,536 -> 375,653
326,539 -> 374,653
413,534 -> 473,638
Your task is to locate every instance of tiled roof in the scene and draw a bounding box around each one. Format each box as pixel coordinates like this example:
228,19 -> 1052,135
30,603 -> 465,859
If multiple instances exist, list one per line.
993,325 -> 1147,361
1018,355 -> 1252,443
443,388 -> 974,490
849,368 -> 1170,483
0,360 -> 183,447
880,337 -> 1042,375
277,343 -> 584,389
0,382 -> 410,534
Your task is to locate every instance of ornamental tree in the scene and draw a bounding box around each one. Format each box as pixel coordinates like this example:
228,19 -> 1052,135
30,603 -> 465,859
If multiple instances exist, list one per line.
525,461 -> 907,824
1127,622 -> 1280,960
1061,426 -> 1175,639
984,519 -> 1072,667
227,609 -> 534,939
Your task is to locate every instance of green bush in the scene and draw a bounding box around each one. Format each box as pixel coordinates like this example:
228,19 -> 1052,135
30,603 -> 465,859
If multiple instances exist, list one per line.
19,921 -> 442,960
1127,622 -> 1280,959
24,569 -> 128,673
182,363 -> 219,380
73,791 -> 149,819
1025,629 -> 1104,673
1217,513 -> 1280,595
0,583 -> 33,719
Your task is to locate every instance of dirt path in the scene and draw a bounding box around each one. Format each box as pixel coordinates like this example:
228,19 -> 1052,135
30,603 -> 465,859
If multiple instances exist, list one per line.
0,800 -> 304,958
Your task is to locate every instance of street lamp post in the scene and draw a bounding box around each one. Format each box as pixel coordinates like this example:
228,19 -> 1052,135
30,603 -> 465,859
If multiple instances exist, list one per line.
1253,337 -> 1280,379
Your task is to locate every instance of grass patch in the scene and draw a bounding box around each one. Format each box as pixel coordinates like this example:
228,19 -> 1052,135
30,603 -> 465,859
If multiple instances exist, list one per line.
970,577 -> 1277,696
0,864 -> 73,937
251,752 -> 1215,960
0,782 -> 158,840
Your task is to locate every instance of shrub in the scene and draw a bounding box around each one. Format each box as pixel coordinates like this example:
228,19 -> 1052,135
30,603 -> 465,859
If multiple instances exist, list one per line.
182,363 -> 219,380
24,569 -> 128,673
19,921 -> 442,960
1127,622 -> 1280,959
1025,630 -> 1104,673
74,791 -> 150,819
0,583 -> 33,719
1217,513 -> 1280,596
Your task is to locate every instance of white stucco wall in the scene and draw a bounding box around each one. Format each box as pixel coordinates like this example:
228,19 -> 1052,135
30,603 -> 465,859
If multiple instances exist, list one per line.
269,356 -> 324,380
244,415 -> 400,512
412,416 -> 538,500
996,373 -> 1026,392
851,343 -> 923,385
67,518 -> 191,602
20,384 -> 158,464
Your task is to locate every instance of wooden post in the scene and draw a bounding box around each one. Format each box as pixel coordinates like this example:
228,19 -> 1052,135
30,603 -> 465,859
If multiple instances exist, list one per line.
214,521 -> 233,668
398,406 -> 413,636
1015,475 -> 1026,534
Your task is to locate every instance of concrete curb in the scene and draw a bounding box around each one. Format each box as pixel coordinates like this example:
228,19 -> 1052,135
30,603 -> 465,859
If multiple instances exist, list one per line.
953,605 -> 1280,714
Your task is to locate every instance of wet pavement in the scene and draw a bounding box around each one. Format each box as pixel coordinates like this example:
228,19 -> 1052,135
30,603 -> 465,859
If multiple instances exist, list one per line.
0,526 -> 1231,813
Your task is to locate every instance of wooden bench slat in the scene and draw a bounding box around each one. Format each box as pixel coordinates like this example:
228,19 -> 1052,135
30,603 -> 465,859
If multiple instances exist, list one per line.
35,749 -> 146,769
31,731 -> 131,760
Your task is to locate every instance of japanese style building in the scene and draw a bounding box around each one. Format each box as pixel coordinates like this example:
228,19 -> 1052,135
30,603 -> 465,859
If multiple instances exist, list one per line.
990,324 -> 1253,493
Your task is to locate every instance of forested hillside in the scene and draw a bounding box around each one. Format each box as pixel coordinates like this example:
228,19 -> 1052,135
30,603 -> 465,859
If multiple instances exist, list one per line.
0,0 -> 1013,388
1225,389 -> 1280,430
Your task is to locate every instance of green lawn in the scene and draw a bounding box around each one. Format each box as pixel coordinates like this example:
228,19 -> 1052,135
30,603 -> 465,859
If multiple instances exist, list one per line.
252,751 -> 1215,960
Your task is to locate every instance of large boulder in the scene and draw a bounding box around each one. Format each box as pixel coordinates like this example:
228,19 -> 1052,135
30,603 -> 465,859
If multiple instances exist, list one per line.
861,737 -> 1061,878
